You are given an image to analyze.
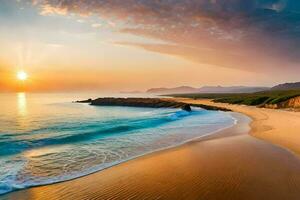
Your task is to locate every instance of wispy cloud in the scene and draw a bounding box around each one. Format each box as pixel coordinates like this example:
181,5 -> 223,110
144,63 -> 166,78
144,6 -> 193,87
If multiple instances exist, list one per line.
31,0 -> 300,72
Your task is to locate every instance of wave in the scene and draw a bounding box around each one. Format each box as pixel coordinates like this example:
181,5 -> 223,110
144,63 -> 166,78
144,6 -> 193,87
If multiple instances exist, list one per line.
0,106 -> 235,196
0,110 -> 194,157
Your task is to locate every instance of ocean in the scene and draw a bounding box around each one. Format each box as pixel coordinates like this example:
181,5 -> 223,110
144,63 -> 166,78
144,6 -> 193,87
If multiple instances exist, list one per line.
0,93 -> 236,195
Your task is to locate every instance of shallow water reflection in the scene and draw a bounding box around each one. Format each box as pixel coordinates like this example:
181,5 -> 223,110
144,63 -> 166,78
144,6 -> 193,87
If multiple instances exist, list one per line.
17,92 -> 27,117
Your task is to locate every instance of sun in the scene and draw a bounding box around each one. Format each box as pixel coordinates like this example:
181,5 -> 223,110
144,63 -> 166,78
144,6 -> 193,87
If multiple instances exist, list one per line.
17,71 -> 28,81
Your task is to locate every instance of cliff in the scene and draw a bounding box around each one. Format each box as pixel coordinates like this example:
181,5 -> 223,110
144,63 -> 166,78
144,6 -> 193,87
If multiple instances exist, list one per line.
264,96 -> 300,109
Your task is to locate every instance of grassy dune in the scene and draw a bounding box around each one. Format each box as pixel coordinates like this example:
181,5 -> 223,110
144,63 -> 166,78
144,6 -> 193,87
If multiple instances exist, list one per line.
169,90 -> 300,107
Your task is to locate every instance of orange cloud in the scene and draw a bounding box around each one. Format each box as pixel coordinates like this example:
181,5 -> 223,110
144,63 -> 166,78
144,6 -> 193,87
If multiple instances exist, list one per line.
31,0 -> 300,73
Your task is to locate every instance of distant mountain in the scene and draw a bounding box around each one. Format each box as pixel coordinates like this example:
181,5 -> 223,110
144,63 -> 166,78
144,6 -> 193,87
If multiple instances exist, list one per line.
198,86 -> 269,93
147,86 -> 269,94
120,90 -> 143,94
271,82 -> 300,90
147,86 -> 198,94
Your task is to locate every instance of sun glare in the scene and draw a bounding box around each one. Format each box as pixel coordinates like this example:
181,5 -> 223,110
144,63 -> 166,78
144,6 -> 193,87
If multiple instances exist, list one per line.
17,71 -> 28,81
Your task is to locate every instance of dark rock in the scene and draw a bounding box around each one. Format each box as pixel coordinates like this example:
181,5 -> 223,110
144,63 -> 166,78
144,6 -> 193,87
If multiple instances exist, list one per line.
75,97 -> 231,112
190,103 -> 231,112
89,98 -> 186,109
182,104 -> 192,112
76,98 -> 92,103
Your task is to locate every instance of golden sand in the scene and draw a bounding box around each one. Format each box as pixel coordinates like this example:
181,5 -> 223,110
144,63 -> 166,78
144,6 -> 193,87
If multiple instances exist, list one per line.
4,99 -> 300,200
177,98 -> 300,156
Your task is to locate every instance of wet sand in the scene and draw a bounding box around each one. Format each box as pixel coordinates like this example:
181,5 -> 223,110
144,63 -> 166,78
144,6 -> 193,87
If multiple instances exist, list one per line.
4,100 -> 300,200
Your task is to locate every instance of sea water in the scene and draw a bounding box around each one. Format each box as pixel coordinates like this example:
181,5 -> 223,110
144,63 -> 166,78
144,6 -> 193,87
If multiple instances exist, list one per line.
0,93 -> 236,195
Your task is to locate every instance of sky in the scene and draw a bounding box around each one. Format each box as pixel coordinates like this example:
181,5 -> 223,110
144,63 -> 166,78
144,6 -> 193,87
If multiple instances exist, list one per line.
0,0 -> 299,92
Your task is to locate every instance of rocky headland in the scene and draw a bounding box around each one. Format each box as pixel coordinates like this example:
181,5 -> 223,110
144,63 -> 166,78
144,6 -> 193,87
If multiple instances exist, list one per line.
76,98 -> 231,112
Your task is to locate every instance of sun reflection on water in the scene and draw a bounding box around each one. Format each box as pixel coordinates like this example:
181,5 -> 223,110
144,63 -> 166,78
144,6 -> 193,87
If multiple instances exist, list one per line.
16,92 -> 30,130
17,92 -> 27,116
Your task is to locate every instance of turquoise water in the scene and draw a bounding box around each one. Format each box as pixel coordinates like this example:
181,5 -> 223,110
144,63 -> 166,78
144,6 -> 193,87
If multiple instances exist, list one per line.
0,93 -> 236,195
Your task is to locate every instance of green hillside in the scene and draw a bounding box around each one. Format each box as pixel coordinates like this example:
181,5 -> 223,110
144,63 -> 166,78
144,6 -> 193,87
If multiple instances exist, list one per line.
169,90 -> 300,106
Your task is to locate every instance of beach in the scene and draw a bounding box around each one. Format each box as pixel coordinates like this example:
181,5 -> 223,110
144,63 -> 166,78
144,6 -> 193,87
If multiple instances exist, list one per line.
4,99 -> 300,200
177,98 -> 300,156
2,0 -> 300,199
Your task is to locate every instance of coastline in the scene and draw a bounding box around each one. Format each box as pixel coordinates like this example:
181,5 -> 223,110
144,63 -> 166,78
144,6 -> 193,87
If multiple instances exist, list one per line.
175,98 -> 300,157
4,101 -> 300,199
1,111 -> 239,197
0,106 -> 236,196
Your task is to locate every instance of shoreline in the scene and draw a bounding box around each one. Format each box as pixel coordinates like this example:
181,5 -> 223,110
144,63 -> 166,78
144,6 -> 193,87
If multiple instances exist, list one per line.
0,110 -> 239,196
175,98 -> 300,156
4,101 -> 300,199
